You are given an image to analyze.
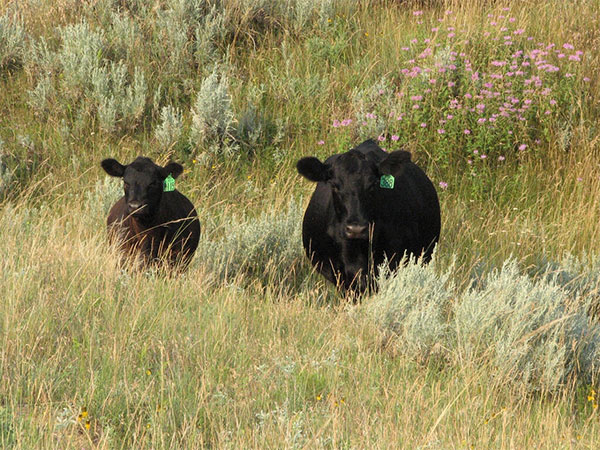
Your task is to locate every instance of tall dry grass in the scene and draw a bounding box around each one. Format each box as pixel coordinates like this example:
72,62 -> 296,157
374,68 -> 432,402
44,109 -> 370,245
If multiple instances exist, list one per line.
1,0 -> 600,447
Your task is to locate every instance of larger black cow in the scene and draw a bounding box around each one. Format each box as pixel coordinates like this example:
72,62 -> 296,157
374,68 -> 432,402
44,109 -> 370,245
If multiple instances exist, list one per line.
101,156 -> 201,269
296,139 -> 440,292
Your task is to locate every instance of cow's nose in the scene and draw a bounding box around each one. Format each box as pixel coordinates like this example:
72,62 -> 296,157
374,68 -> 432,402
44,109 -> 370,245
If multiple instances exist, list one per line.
128,202 -> 144,211
345,224 -> 368,239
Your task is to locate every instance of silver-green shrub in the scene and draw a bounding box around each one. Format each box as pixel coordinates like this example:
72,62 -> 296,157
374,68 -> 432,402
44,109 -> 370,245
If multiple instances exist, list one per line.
152,7 -> 190,79
189,68 -> 237,156
366,257 -> 453,363
155,105 -> 184,150
0,13 -> 26,72
351,77 -> 394,140
369,256 -> 600,393
198,199 -> 303,285
538,253 -> 600,300
59,22 -> 106,97
237,84 -> 274,149
108,11 -> 140,62
90,61 -> 147,132
453,259 -> 600,393
194,5 -> 227,65
233,0 -> 335,33
83,176 -> 122,228
26,20 -> 147,133
28,75 -> 55,116
24,36 -> 57,80
291,0 -> 332,31
0,138 -> 13,195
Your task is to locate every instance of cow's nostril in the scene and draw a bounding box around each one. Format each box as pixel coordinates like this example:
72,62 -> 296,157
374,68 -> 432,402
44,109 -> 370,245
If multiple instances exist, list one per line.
345,224 -> 368,238
128,202 -> 145,212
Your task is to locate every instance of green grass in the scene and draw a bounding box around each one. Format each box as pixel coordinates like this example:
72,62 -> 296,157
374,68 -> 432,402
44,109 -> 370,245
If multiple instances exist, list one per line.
1,0 -> 600,447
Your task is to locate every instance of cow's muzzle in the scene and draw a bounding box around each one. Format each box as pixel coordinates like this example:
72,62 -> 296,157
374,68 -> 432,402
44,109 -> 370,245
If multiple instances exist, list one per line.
344,224 -> 368,239
127,202 -> 147,216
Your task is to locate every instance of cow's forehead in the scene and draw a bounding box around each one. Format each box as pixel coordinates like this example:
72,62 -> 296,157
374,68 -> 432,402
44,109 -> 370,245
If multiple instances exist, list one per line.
125,159 -> 161,180
332,151 -> 376,179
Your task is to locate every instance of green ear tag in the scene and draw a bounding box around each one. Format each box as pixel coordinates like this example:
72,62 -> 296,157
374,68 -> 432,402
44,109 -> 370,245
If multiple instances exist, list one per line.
380,174 -> 395,189
163,174 -> 175,192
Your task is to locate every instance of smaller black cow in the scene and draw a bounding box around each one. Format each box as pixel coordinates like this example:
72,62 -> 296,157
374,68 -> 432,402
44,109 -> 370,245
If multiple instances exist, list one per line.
297,139 -> 440,293
101,156 -> 200,269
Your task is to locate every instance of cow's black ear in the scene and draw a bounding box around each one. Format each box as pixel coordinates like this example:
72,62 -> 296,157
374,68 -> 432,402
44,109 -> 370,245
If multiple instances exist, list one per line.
162,162 -> 184,179
378,150 -> 411,174
296,157 -> 330,182
101,158 -> 126,177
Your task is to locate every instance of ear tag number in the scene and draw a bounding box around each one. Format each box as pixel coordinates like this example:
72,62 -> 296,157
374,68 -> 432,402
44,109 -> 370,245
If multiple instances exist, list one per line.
380,174 -> 395,189
163,174 -> 175,192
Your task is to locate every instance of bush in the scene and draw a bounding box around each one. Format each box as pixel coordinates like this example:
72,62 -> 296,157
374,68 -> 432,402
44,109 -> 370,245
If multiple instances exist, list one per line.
83,176 -> 123,228
366,256 -> 453,363
454,259 -> 600,393
0,13 -> 26,72
197,199 -> 304,285
189,68 -> 237,157
369,257 -> 600,393
26,21 -> 147,133
155,105 -> 184,151
0,138 -> 13,196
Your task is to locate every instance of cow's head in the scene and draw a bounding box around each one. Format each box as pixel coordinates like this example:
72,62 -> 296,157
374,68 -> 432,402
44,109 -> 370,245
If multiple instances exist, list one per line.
297,148 -> 410,241
297,147 -> 411,291
101,156 -> 183,221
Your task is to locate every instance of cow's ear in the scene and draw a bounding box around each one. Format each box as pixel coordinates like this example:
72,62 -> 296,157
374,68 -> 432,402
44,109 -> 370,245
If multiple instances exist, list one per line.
378,150 -> 411,174
296,157 -> 330,182
161,162 -> 184,179
101,158 -> 126,177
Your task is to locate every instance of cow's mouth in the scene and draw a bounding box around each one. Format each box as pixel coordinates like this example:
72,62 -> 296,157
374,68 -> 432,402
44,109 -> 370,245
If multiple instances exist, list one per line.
128,203 -> 148,217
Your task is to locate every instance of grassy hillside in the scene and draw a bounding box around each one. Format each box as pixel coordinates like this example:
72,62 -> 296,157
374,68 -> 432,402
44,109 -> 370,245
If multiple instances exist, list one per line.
1,0 -> 600,447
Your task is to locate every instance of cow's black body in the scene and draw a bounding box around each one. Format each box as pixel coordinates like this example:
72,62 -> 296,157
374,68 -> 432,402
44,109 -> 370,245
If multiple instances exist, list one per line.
297,139 -> 440,292
101,156 -> 200,269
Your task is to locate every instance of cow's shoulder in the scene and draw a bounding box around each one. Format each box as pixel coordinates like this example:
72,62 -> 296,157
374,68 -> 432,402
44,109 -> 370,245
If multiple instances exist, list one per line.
160,191 -> 196,217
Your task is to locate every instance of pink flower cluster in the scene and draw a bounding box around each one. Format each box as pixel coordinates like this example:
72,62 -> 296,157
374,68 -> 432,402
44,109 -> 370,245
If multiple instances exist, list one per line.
324,6 -> 590,170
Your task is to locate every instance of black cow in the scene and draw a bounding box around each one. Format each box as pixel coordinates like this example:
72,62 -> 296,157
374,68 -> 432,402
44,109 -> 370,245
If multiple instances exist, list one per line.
101,156 -> 201,269
296,139 -> 440,292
